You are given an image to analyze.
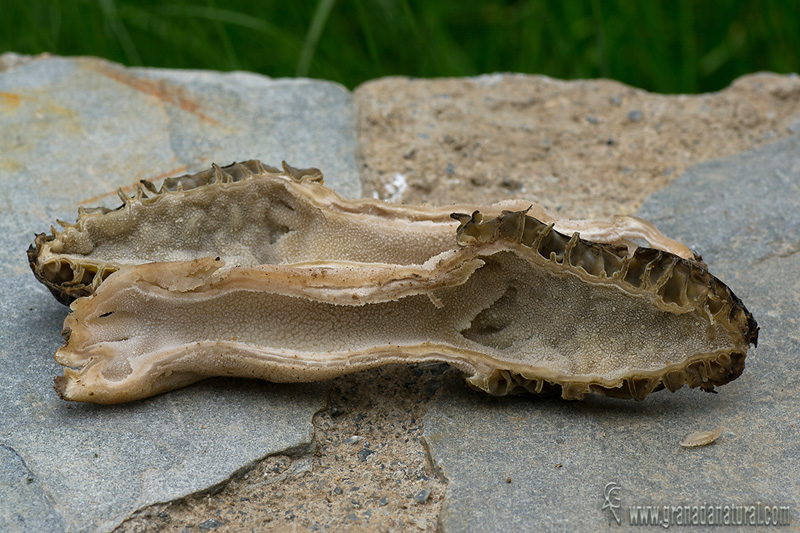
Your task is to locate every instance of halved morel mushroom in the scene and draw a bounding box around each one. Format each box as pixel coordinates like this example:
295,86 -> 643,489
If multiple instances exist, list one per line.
29,161 -> 696,305
53,209 -> 757,404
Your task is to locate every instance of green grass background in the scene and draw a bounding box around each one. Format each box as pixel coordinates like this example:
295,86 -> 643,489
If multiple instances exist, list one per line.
3,0 -> 797,94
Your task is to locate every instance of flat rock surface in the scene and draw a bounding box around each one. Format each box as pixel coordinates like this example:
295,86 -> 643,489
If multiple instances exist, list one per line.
356,73 -> 800,217
423,136 -> 799,531
0,55 -> 359,532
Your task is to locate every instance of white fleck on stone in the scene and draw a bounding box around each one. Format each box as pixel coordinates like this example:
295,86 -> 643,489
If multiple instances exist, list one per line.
384,173 -> 408,202
680,427 -> 723,448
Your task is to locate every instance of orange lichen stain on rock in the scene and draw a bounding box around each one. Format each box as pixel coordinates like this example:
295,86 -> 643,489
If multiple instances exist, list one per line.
0,158 -> 24,172
0,92 -> 80,140
92,63 -> 220,126
79,164 -> 190,205
1,91 -> 75,118
0,92 -> 21,113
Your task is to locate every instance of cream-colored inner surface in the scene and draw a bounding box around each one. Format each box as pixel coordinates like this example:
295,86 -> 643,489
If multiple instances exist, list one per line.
64,180 -> 454,267
82,252 -> 734,383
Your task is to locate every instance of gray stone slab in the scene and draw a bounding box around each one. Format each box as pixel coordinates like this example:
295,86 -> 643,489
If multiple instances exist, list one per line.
424,136 -> 800,531
0,444 -> 65,532
0,55 -> 360,532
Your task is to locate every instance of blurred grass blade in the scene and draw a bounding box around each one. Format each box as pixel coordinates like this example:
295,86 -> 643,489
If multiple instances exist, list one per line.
98,0 -> 141,65
589,0 -> 608,78
297,0 -> 337,77
154,4 -> 294,42
355,0 -> 380,69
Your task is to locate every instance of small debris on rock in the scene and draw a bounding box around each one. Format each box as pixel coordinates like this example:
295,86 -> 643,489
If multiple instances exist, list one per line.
506,476 -> 512,483
681,427 -> 723,448
198,518 -> 224,530
344,435 -> 364,445
328,399 -> 344,417
357,447 -> 375,462
627,110 -> 643,122
413,489 -> 431,504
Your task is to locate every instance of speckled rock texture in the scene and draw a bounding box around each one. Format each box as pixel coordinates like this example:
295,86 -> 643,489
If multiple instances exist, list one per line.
355,73 -> 800,217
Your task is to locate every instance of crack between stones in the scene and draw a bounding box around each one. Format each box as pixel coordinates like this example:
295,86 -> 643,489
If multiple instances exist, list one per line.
751,243 -> 800,266
0,443 -> 66,530
114,364 -> 452,532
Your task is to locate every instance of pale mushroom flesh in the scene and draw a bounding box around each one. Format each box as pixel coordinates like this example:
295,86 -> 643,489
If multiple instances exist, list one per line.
29,160 -> 697,305
29,162 -> 757,403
